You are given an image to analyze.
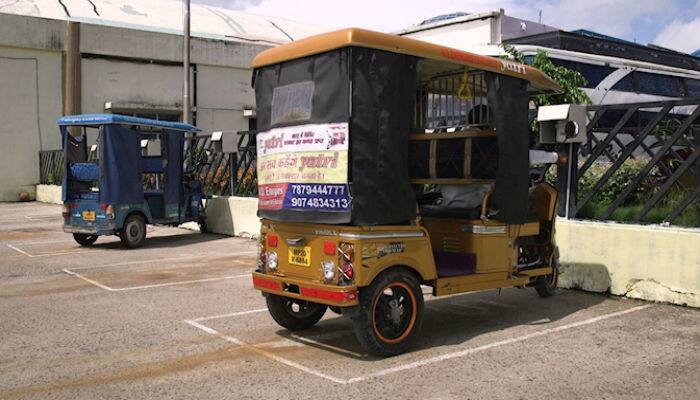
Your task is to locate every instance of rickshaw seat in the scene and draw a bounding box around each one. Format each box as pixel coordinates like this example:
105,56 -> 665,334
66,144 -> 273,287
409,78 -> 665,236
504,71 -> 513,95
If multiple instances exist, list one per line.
144,189 -> 164,196
419,205 -> 482,220
69,163 -> 99,181
73,192 -> 98,201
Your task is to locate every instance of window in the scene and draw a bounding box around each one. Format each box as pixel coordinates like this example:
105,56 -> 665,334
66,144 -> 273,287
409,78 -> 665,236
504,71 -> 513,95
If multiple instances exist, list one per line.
612,72 -> 683,97
685,78 -> 700,97
636,72 -> 681,97
577,64 -> 614,87
271,81 -> 315,125
612,73 -> 635,92
549,58 -> 613,88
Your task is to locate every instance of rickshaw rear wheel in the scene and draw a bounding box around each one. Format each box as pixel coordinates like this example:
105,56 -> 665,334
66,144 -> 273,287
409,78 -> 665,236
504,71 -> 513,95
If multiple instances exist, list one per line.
120,214 -> 146,249
352,269 -> 424,357
265,294 -> 327,331
73,233 -> 98,247
198,218 -> 209,234
535,256 -> 559,298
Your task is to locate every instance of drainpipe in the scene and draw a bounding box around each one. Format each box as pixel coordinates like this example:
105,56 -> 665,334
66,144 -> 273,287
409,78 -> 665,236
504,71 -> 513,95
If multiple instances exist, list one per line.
64,21 -> 81,134
182,0 -> 191,125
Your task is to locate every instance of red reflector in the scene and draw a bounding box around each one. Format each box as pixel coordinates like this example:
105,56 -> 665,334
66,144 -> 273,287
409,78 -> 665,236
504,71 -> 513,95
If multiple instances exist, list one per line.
253,275 -> 281,291
341,262 -> 354,280
99,203 -> 107,211
323,241 -> 336,255
267,234 -> 279,248
300,287 -> 357,302
71,203 -> 78,209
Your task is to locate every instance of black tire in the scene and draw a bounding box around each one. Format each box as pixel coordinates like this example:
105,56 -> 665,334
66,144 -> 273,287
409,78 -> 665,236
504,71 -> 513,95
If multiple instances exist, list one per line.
120,214 -> 146,249
198,218 -> 209,234
73,233 -> 98,247
329,306 -> 342,315
352,269 -> 424,357
535,256 -> 559,298
266,294 -> 327,331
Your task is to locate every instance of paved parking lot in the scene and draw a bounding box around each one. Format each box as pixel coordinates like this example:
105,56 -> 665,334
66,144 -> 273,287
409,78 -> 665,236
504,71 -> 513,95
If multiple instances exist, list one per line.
1,202 -> 698,399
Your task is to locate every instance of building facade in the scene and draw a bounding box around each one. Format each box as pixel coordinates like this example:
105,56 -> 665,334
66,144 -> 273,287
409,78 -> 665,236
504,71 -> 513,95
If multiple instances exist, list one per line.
0,0 -> 327,201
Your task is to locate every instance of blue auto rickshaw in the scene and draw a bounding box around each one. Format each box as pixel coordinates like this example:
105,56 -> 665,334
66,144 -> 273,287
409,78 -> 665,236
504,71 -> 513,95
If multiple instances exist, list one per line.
59,114 -> 208,248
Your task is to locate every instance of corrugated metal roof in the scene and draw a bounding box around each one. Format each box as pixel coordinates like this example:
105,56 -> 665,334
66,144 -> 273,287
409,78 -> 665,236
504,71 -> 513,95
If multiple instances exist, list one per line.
0,0 -> 330,45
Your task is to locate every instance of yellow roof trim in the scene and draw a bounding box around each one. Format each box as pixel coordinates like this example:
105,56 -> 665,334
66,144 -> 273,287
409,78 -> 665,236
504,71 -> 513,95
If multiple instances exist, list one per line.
251,28 -> 563,93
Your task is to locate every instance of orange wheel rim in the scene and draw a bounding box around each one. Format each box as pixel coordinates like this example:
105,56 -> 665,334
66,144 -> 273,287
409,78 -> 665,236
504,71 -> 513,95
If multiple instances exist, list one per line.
371,281 -> 417,344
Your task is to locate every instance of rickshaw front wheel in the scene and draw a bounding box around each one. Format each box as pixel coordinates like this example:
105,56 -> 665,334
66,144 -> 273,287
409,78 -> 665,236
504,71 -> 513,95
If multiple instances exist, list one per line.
265,294 -> 327,331
73,233 -> 98,247
352,269 -> 424,357
120,214 -> 146,249
535,257 -> 559,298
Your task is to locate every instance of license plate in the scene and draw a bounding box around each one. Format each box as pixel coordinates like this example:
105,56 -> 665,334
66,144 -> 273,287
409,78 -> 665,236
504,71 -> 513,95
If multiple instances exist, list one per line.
82,211 -> 95,221
288,246 -> 311,267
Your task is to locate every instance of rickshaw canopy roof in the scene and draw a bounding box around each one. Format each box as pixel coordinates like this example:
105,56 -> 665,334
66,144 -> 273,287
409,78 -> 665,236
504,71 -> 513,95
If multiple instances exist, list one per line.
58,114 -> 199,132
251,28 -> 563,93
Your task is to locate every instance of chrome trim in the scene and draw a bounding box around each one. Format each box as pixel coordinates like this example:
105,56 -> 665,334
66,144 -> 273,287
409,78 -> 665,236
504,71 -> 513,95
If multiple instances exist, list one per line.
286,237 -> 306,246
460,225 -> 507,234
338,231 -> 424,240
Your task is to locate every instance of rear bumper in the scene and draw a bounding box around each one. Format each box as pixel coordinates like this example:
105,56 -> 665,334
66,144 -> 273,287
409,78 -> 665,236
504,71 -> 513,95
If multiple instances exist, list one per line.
63,225 -> 114,235
252,272 -> 359,307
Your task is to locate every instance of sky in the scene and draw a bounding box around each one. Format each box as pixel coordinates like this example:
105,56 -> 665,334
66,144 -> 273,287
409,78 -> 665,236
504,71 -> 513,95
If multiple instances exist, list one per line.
190,0 -> 700,54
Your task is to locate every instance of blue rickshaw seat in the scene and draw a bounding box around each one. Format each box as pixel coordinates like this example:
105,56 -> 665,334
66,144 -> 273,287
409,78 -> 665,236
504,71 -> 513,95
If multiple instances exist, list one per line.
69,163 -> 99,181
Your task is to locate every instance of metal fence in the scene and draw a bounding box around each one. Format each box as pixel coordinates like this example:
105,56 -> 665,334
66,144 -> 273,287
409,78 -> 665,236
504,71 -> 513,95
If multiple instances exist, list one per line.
39,150 -> 63,185
182,130 -> 258,197
560,98 -> 699,227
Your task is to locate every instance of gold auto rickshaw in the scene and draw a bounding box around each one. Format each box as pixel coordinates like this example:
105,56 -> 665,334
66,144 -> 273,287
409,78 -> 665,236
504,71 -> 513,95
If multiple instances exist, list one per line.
250,28 -> 563,356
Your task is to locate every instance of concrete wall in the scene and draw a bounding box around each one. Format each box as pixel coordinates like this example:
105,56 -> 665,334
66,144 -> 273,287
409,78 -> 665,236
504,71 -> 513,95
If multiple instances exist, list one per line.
196,64 -> 254,135
0,46 -> 63,201
81,57 -> 187,114
406,19 -> 496,48
557,219 -> 700,308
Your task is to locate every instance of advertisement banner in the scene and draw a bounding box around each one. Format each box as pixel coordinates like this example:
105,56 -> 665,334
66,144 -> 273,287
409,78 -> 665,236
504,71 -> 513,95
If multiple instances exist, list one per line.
257,123 -> 351,212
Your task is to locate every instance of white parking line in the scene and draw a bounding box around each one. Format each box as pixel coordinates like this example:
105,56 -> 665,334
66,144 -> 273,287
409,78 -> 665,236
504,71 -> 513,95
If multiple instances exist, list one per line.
7,243 -> 99,258
6,244 -> 31,257
185,303 -> 652,384
67,250 -> 258,271
62,268 -> 250,291
191,308 -> 268,322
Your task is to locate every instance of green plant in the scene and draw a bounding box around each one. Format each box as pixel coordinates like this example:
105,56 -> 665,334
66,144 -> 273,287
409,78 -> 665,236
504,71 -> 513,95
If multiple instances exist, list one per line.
502,44 -> 590,107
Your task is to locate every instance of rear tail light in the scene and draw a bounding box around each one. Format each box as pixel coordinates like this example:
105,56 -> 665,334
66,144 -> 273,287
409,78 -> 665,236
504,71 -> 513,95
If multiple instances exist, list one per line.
257,233 -> 267,272
338,242 -> 355,284
99,203 -> 107,211
106,205 -> 115,220
62,203 -> 70,218
323,241 -> 336,255
267,234 -> 279,248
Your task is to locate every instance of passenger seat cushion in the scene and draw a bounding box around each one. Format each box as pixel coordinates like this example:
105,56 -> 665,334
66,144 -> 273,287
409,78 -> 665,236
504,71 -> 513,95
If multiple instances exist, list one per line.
69,163 -> 99,181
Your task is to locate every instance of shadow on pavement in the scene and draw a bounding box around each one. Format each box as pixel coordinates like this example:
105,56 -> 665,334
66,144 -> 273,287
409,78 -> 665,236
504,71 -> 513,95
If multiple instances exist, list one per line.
278,289 -> 607,360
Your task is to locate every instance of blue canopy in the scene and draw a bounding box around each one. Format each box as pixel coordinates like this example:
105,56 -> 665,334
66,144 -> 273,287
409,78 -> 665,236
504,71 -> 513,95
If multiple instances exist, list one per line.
58,114 -> 199,132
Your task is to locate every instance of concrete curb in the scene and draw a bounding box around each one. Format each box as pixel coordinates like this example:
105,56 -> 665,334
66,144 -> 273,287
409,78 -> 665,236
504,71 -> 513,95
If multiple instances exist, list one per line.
556,219 -> 700,308
35,184 -> 62,204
